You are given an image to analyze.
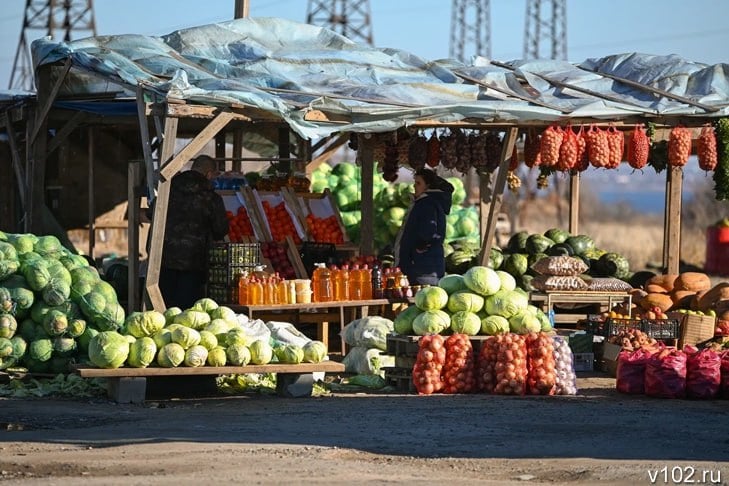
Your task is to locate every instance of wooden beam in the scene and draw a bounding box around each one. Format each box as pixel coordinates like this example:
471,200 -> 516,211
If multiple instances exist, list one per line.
46,110 -> 86,156
87,127 -> 95,260
127,161 -> 142,314
569,172 -> 580,234
159,111 -> 235,181
29,68 -> 50,233
578,65 -> 721,113
30,58 -> 72,145
454,71 -> 571,113
4,114 -> 26,209
308,133 -> 349,168
357,134 -> 375,256
136,86 -> 157,201
479,127 -> 519,265
232,128 -> 243,172
664,166 -> 683,274
146,117 -> 179,311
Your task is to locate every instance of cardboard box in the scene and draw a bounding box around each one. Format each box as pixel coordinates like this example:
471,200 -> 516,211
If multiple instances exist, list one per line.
675,314 -> 716,348
600,342 -> 623,377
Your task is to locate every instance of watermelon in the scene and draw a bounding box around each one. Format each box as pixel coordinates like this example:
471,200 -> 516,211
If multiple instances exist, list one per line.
525,234 -> 554,255
565,235 -> 595,256
544,228 -> 570,244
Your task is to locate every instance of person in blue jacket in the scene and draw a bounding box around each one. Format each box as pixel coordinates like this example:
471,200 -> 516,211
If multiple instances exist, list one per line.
395,169 -> 454,286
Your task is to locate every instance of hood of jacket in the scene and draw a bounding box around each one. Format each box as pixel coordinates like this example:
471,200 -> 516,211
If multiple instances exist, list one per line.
423,186 -> 453,215
173,170 -> 213,194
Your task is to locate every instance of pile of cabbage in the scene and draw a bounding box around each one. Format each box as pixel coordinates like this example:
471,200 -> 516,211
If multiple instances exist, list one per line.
392,266 -> 552,337
0,231 -> 126,373
87,297 -> 328,369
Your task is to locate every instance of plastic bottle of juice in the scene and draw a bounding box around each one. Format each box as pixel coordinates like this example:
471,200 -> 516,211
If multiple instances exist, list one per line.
371,265 -> 383,299
339,264 -> 351,301
276,274 -> 289,304
249,276 -> 264,305
265,276 -> 277,304
330,265 -> 342,302
238,273 -> 250,305
349,264 -> 362,300
312,263 -> 333,302
360,264 -> 372,300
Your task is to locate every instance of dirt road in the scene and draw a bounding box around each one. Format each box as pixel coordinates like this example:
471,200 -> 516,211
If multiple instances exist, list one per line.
1,374 -> 727,485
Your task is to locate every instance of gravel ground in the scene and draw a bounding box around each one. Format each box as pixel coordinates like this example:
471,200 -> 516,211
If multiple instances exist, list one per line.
0,373 -> 728,485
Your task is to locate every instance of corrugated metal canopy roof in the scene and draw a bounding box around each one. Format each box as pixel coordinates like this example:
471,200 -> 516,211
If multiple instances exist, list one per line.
29,17 -> 729,139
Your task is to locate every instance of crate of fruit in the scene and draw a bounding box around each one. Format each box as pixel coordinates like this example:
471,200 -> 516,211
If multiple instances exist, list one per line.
285,188 -> 349,245
216,190 -> 267,242
641,318 -> 681,340
605,317 -> 643,337
249,188 -> 307,244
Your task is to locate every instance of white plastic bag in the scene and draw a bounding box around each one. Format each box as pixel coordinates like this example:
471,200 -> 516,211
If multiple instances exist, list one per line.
342,346 -> 394,376
341,316 -> 394,350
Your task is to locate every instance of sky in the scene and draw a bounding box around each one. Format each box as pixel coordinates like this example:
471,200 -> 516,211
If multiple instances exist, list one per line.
2,0 -> 729,89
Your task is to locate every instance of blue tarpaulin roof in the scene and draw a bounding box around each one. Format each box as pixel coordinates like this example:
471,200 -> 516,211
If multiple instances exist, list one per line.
29,17 -> 729,139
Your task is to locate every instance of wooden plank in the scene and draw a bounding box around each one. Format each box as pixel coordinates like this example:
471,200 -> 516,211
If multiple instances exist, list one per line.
569,172 -> 580,235
281,187 -> 311,240
578,65 -> 721,113
29,70 -> 50,232
241,187 -> 273,241
479,127 -> 519,265
232,128 -> 243,172
454,70 -> 571,113
127,161 -> 142,314
231,299 -> 389,313
152,102 -> 276,121
308,133 -> 349,167
146,117 -> 179,312
87,127 -> 95,260
358,134 -> 375,256
30,58 -> 72,145
136,86 -> 157,200
74,361 -> 345,378
46,110 -> 86,156
285,235 -> 308,278
159,111 -> 235,181
665,166 -> 683,274
4,114 -> 26,209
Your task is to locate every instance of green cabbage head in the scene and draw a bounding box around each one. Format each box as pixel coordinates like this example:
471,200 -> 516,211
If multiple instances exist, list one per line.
412,310 -> 450,336
171,326 -> 201,349
248,340 -> 273,365
198,330 -> 218,351
480,315 -> 510,336
157,343 -> 185,367
128,337 -> 157,368
274,344 -> 304,364
206,346 -> 227,367
184,345 -> 208,367
226,343 -> 251,366
303,340 -> 327,363
124,310 -> 166,338
89,331 -> 130,369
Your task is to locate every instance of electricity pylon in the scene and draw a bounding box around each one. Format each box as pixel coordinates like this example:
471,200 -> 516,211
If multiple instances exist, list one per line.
306,0 -> 373,45
523,0 -> 567,60
450,0 -> 491,62
9,0 -> 97,90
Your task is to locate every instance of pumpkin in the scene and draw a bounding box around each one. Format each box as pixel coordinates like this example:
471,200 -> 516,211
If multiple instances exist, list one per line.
629,288 -> 648,307
645,274 -> 679,293
639,292 -> 674,312
697,283 -> 729,313
670,289 -> 695,309
673,272 -> 711,292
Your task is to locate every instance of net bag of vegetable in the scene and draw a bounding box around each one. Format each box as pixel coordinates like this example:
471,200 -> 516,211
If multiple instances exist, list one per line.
616,347 -> 653,395
412,334 -> 446,395
551,337 -> 577,395
645,348 -> 687,399
442,334 -> 475,394
684,347 -> 721,400
526,332 -> 556,395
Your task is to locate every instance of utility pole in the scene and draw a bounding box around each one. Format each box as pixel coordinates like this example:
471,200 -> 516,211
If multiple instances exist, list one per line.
234,0 -> 249,18
306,0 -> 373,45
9,0 -> 97,91
450,0 -> 491,62
523,0 -> 567,60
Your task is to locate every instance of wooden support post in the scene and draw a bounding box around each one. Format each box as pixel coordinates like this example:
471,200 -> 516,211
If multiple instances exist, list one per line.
29,68 -> 51,233
278,126 -> 291,174
357,134 -> 375,256
569,172 -> 580,234
29,58 -> 72,146
664,166 -> 683,275
136,86 -> 156,200
146,117 -> 179,311
215,130 -> 226,168
4,114 -> 26,210
46,111 -> 86,157
23,113 -> 34,232
232,129 -> 243,172
479,127 -> 518,266
128,161 -> 142,313
87,127 -> 95,260
159,111 -> 235,181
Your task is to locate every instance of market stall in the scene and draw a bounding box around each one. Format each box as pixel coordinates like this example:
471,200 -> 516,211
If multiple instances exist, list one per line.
4,17 -> 729,399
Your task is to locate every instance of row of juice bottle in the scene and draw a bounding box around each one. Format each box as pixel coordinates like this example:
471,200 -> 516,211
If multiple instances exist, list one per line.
311,263 -> 411,303
236,264 -> 412,306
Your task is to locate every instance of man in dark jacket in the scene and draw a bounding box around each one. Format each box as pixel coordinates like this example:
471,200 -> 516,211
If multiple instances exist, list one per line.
158,155 -> 229,309
396,169 -> 454,286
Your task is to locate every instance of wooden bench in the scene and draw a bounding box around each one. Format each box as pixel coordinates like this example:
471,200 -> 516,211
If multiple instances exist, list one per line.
530,291 -> 632,326
74,361 -> 345,403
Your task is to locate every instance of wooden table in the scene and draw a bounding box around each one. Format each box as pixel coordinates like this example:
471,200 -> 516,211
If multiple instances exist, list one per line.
230,299 -> 391,353
74,361 -> 346,402
530,291 -> 632,326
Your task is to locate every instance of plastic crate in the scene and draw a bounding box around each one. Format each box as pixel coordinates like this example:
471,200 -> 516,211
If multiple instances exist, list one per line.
605,318 -> 643,336
573,352 -> 594,372
299,242 -> 336,276
207,264 -> 256,287
642,318 -> 681,340
577,314 -> 607,335
206,284 -> 238,305
208,242 -> 261,267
